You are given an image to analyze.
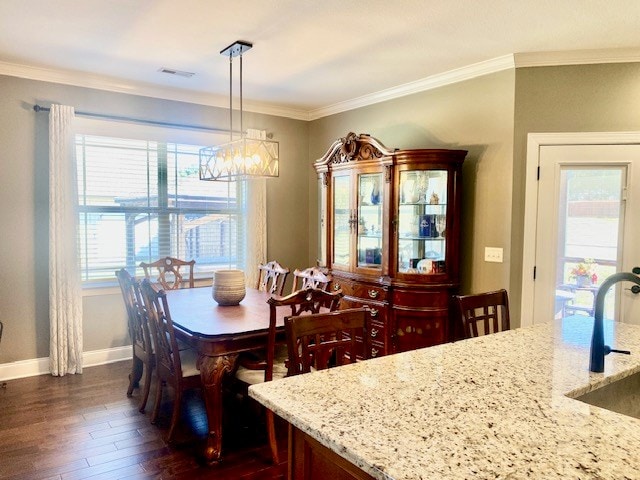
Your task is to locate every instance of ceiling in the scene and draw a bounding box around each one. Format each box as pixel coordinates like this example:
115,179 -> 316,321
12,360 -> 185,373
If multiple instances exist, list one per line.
1,0 -> 640,119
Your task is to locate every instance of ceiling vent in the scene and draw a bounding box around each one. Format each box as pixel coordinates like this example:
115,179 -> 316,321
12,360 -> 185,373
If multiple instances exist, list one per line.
158,68 -> 195,78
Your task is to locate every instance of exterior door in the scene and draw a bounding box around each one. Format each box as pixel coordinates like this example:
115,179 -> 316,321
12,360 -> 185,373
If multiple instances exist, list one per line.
532,144 -> 640,325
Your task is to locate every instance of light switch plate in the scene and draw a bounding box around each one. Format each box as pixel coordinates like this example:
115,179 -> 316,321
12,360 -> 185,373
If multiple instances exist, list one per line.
484,247 -> 503,263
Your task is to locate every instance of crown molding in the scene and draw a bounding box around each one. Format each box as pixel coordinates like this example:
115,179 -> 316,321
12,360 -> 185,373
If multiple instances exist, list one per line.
0,60 -> 311,121
3,48 -> 639,123
307,55 -> 516,120
514,48 -> 640,67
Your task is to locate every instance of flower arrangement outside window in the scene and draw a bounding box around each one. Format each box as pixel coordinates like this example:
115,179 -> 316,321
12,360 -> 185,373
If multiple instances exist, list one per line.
569,259 -> 597,285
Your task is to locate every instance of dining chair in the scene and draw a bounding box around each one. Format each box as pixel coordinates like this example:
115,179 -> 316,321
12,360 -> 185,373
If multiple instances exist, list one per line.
139,256 -> 196,290
285,307 -> 370,376
455,289 -> 510,339
235,287 -> 344,464
256,260 -> 290,295
140,278 -> 201,443
291,266 -> 332,293
116,268 -> 155,412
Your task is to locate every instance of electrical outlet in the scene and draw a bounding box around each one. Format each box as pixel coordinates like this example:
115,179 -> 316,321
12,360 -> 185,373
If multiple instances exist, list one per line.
484,247 -> 503,263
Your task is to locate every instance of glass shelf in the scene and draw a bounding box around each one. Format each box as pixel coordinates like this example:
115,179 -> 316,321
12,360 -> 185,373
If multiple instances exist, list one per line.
357,172 -> 383,270
398,169 -> 448,275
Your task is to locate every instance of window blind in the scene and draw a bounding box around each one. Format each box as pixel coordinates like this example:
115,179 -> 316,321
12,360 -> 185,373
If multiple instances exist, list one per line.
75,133 -> 245,283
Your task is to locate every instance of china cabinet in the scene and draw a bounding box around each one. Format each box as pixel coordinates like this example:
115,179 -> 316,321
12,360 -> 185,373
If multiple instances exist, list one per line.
314,132 -> 466,355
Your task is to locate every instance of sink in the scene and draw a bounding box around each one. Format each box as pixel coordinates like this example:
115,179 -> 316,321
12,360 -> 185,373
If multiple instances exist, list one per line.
574,372 -> 640,420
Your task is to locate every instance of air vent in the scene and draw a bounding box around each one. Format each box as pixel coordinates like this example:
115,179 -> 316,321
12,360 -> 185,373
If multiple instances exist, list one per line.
158,68 -> 195,78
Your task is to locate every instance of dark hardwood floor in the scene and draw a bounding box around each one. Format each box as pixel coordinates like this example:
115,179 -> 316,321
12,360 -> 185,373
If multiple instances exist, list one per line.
0,361 -> 287,479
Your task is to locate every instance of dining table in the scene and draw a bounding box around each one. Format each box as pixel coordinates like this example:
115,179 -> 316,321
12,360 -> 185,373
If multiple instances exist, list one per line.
163,285 -> 286,464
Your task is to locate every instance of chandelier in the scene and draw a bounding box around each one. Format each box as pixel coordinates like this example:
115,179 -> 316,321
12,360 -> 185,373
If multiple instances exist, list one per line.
199,40 -> 279,182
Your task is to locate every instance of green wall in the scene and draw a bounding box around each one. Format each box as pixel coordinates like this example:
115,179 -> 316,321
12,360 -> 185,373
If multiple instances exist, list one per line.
512,63 -> 640,320
309,69 -> 516,302
0,75 -> 309,363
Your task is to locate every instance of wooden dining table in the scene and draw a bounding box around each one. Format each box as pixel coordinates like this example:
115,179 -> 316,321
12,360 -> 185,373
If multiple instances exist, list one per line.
164,286 -> 286,464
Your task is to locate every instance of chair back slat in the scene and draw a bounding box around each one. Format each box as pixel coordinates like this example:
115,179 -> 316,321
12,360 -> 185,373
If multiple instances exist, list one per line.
455,289 -> 510,339
140,279 -> 182,381
139,257 -> 196,290
262,287 -> 343,381
291,267 -> 332,292
286,307 -> 370,375
116,269 -> 153,359
257,260 -> 290,295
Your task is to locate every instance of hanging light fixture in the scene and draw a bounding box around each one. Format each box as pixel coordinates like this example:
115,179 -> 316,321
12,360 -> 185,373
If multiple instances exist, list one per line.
199,40 -> 279,182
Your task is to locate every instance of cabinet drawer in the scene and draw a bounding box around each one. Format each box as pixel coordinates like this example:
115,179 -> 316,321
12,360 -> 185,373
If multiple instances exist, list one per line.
331,278 -> 355,296
340,298 -> 386,323
392,289 -> 449,308
332,280 -> 388,302
369,320 -> 385,341
352,283 -> 388,301
369,341 -> 385,359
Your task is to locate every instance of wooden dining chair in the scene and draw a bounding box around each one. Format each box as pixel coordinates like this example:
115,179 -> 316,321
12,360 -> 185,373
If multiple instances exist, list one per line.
140,279 -> 201,443
455,289 -> 510,339
291,266 -> 332,292
256,260 -> 290,295
116,269 -> 155,412
285,307 -> 370,376
139,256 -> 196,290
235,287 -> 344,464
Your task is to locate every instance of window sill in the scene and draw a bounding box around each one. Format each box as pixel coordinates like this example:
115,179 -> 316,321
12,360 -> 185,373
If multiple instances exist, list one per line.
82,276 -> 214,297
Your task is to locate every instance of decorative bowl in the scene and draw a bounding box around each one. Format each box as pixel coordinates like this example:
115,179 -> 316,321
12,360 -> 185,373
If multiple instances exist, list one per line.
212,269 -> 246,306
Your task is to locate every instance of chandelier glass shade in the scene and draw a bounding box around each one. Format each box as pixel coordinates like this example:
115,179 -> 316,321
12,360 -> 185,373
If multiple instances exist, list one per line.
199,40 -> 279,182
199,136 -> 279,181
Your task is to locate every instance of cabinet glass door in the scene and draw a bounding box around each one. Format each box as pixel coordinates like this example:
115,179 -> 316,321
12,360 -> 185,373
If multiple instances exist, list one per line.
397,170 -> 448,274
332,174 -> 351,268
357,172 -> 383,269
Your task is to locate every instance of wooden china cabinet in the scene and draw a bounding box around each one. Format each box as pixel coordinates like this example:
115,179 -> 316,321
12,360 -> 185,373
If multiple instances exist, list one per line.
314,132 -> 466,356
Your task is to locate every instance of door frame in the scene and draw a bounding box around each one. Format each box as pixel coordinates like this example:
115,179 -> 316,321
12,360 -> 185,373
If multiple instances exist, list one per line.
520,131 -> 640,327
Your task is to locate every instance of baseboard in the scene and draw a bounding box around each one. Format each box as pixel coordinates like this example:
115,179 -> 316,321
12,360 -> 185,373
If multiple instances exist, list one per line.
0,346 -> 131,381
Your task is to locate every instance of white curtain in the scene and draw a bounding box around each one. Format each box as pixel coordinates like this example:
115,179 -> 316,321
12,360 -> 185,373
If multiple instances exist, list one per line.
49,104 -> 83,376
245,178 -> 267,288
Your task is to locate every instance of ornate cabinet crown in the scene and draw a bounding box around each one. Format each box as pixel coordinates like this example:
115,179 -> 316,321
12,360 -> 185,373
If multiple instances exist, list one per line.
315,132 -> 466,355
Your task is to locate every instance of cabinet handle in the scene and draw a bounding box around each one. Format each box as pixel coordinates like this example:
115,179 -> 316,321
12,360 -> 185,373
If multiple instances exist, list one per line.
371,328 -> 378,338
349,210 -> 357,233
368,289 -> 379,299
333,283 -> 341,291
370,308 -> 379,318
371,348 -> 379,358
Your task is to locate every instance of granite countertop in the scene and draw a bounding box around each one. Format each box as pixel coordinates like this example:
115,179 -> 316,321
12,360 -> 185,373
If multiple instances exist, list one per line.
248,317 -> 640,479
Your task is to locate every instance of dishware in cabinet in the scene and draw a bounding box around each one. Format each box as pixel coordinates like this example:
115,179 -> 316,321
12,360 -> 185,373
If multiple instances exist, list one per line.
396,169 -> 449,276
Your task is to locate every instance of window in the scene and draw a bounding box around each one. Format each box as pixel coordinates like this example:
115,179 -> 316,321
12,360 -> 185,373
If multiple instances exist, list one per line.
75,123 -> 246,284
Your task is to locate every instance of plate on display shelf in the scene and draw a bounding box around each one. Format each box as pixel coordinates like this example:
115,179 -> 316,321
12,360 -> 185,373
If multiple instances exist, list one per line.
416,259 -> 434,274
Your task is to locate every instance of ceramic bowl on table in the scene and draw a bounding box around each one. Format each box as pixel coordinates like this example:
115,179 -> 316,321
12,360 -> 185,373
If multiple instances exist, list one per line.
212,269 -> 246,306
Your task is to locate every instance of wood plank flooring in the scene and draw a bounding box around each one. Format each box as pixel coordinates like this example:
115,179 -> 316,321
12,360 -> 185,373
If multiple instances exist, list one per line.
0,361 -> 287,479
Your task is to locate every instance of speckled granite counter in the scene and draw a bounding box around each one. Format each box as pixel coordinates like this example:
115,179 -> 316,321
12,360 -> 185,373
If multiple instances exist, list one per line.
248,318 -> 640,479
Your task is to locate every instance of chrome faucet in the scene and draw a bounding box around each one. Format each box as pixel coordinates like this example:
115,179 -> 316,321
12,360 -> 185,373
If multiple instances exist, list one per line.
589,267 -> 640,372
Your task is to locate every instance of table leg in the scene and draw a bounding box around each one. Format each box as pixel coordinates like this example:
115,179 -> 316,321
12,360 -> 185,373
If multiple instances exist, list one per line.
198,353 -> 238,463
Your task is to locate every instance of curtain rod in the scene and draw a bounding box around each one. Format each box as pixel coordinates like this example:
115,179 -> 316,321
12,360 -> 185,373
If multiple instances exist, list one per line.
32,104 -> 240,135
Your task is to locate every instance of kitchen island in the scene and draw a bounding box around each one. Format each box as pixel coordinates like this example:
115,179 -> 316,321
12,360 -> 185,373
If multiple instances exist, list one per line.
248,317 -> 640,479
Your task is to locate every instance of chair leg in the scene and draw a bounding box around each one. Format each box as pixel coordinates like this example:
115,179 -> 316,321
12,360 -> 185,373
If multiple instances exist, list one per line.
266,409 -> 280,464
128,356 -> 143,397
151,378 -> 164,425
139,363 -> 153,413
167,387 -> 182,443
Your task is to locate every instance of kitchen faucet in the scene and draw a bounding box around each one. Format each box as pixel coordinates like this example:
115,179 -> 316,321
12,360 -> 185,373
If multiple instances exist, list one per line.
589,267 -> 640,372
